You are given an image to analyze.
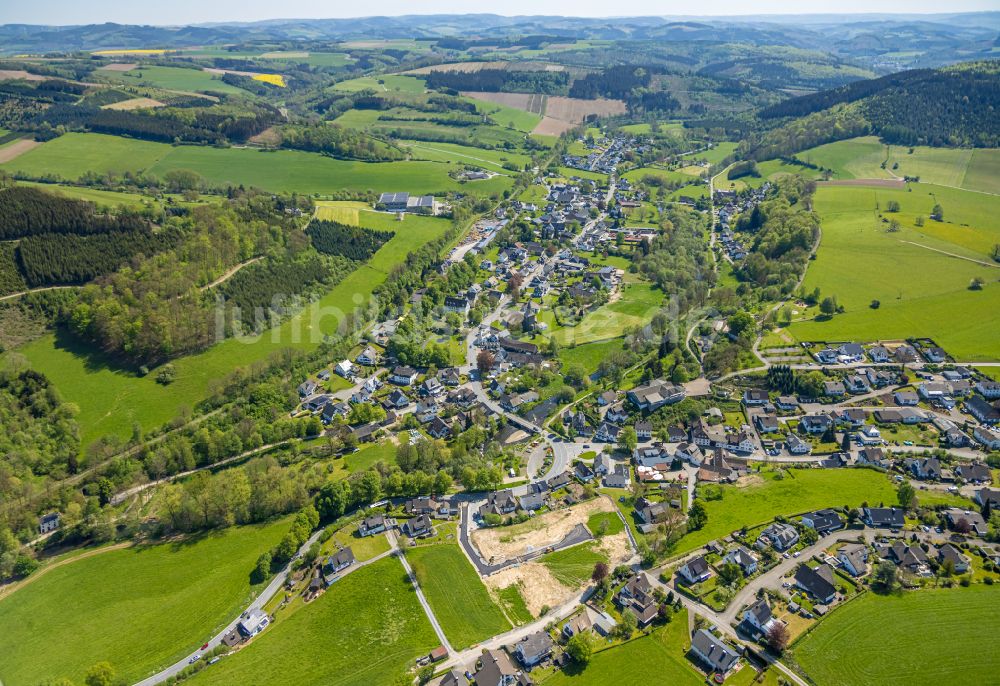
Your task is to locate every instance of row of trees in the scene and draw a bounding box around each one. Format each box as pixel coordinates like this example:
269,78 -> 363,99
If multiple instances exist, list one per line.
424,69 -> 570,94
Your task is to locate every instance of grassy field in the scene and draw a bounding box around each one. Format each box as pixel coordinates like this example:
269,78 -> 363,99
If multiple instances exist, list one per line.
621,167 -> 695,186
496,583 -> 534,624
333,74 -> 427,93
461,97 -> 544,134
786,184 -> 1000,361
1,133 -> 513,197
400,140 -> 532,171
552,283 -> 663,347
558,339 -> 624,375
188,556 -> 438,686
689,141 -> 739,166
791,137 -> 1000,194
539,543 -> 607,588
0,519 -> 290,686
405,543 -> 511,649
676,468 -> 895,553
544,608 -> 702,685
12,208 -> 450,445
795,586 -> 1000,686
101,65 -> 247,94
343,441 -> 397,473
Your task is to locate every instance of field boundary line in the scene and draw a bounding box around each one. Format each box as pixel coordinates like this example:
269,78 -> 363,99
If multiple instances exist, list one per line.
898,240 -> 1000,268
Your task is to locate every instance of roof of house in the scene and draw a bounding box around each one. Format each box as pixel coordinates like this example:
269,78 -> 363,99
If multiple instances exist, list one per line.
515,631 -> 553,660
475,649 -> 521,686
795,564 -> 837,600
745,597 -> 773,627
690,629 -> 740,673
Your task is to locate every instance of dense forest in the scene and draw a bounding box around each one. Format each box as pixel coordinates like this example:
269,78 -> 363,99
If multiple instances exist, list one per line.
63,196 -> 305,365
306,219 -> 393,261
569,65 -> 655,99
16,227 -> 182,287
25,101 -> 281,145
424,68 -> 570,94
219,254 -> 355,335
757,61 -> 1000,148
735,178 -> 820,301
744,105 -> 870,162
278,123 -> 404,161
0,185 -> 146,239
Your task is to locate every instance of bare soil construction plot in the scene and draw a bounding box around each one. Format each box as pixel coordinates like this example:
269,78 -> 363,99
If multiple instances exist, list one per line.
471,498 -> 615,562
102,97 -> 165,110
0,139 -> 41,164
482,562 -> 572,616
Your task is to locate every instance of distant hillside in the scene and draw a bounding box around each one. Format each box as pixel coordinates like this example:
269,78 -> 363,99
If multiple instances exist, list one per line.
749,60 -> 1000,155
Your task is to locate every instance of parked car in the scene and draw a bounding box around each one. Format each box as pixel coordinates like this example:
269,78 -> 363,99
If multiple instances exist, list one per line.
189,655 -> 201,664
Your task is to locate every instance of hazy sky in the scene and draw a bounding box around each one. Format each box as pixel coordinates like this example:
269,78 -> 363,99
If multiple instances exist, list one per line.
2,0 -> 996,26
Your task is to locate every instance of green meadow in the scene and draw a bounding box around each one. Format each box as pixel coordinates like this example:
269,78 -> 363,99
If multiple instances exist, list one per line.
676,468 -> 895,554
100,65 -> 247,94
11,208 -> 451,446
622,167 -> 695,186
400,140 -> 532,171
551,283 -> 663,346
795,586 -> 1000,686
461,97 -> 544,134
544,609 -> 702,686
558,339 -> 624,374
539,543 -> 608,588
791,136 -> 1000,194
405,543 -> 510,649
0,519 -> 290,686
188,557 -> 438,686
2,133 -> 513,197
333,74 -> 427,94
786,184 -> 1000,361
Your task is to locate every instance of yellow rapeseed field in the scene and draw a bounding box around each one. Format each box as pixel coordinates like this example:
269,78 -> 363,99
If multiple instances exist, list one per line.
92,48 -> 169,56
253,73 -> 286,87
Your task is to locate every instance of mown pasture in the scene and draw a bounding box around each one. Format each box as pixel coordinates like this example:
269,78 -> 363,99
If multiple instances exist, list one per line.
100,65 -> 247,94
405,543 -> 511,649
0,519 -> 290,686
187,557 -> 438,686
675,468 -> 895,554
1,132 -> 513,197
539,543 -> 607,588
794,586 -> 1000,686
786,184 -> 1000,361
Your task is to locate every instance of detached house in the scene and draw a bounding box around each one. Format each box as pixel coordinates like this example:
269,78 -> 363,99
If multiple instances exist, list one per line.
862,507 -> 904,529
794,564 -> 837,604
616,573 -> 658,627
724,546 -> 759,575
513,632 -> 553,668
390,366 -> 418,386
801,509 -> 844,535
689,630 -> 740,676
627,379 -> 685,411
677,555 -> 712,585
838,543 -> 869,577
742,597 -> 778,634
757,522 -> 799,551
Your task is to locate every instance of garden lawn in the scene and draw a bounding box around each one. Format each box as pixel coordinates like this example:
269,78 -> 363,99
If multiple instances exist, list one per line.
786,184 -> 1000,361
188,557 -> 438,686
794,586 -> 1000,686
543,609 -> 701,685
0,519 -> 291,686
539,543 -> 607,588
343,441 -> 397,473
404,543 -> 510,649
587,511 -> 624,537
676,469 -> 895,553
11,209 -> 451,446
